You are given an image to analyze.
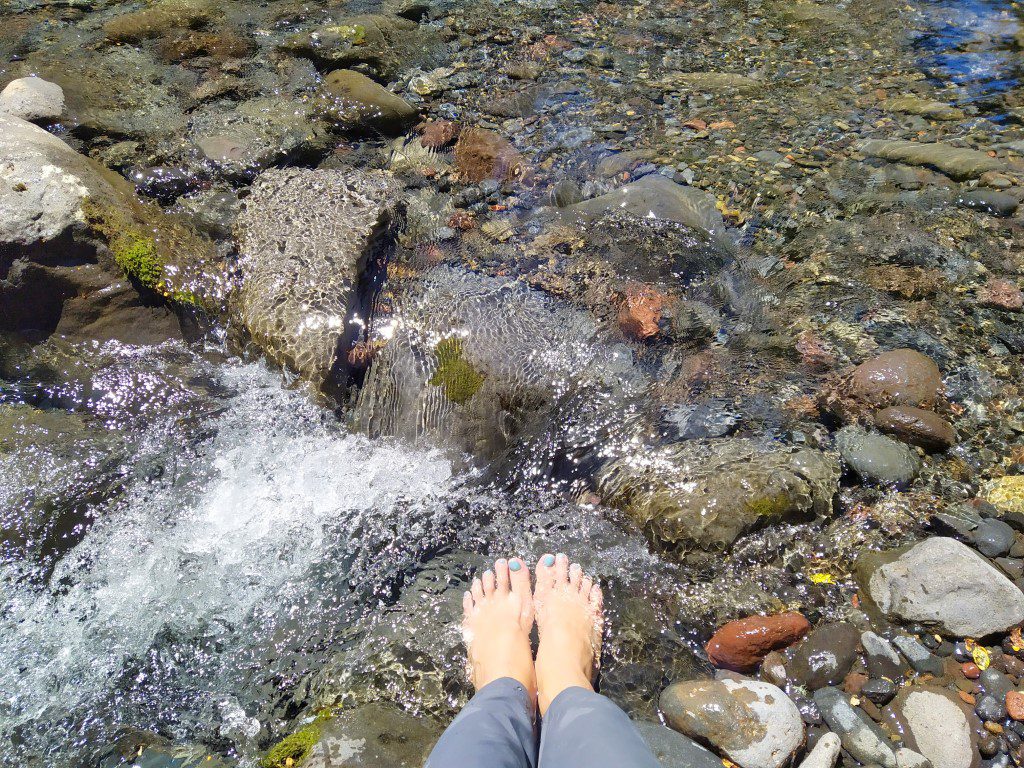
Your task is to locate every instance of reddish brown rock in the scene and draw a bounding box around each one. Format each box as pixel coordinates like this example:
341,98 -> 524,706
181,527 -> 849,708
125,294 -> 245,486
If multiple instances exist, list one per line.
979,278 -> 1024,312
617,284 -> 667,340
1008,691 -> 1024,721
874,405 -> 955,452
419,119 -> 461,150
454,128 -> 530,184
847,348 -> 943,409
705,612 -> 812,672
963,662 -> 981,679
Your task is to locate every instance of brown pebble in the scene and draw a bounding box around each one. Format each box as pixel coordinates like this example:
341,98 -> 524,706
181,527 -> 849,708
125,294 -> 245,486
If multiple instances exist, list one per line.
847,348 -> 944,409
859,697 -> 884,722
985,721 -> 1004,735
959,691 -> 977,705
874,405 -> 956,452
845,671 -> 869,696
963,662 -> 981,679
1007,690 -> 1024,721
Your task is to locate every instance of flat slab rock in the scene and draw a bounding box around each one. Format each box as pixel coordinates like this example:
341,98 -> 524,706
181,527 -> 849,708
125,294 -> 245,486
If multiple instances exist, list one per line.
882,686 -> 980,768
234,167 -> 398,389
859,139 -> 1004,180
303,703 -> 441,768
660,678 -> 804,768
857,536 -> 1024,637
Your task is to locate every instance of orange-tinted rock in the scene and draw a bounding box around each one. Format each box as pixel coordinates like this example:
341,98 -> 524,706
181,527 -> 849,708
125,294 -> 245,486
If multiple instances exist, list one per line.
875,405 -> 956,452
618,284 -> 667,340
454,128 -> 529,184
419,119 -> 461,150
705,612 -> 812,672
963,662 -> 981,679
979,278 -> 1024,312
847,349 -> 943,409
1008,690 -> 1024,721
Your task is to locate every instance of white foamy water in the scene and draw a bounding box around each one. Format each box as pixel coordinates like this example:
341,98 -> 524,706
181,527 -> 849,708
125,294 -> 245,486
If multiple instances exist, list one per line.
0,362 -> 457,764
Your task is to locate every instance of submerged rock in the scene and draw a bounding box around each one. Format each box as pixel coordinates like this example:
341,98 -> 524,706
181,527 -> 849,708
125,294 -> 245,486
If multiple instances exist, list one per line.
857,537 -> 1024,636
882,96 -> 965,121
566,175 -> 726,238
984,477 -> 1024,515
835,426 -> 921,487
453,127 -> 529,184
600,440 -> 840,550
786,622 -> 861,690
797,732 -> 841,768
234,168 -> 399,393
874,406 -> 955,452
660,678 -> 803,768
300,703 -> 441,768
0,76 -> 64,122
859,139 -> 1004,180
847,349 -> 944,409
319,69 -> 418,134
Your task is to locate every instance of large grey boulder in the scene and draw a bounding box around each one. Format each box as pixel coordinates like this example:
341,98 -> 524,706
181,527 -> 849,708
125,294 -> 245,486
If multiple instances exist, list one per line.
836,426 -> 921,487
635,721 -> 723,768
567,174 -> 726,239
856,536 -> 1024,637
660,678 -> 804,768
0,77 -> 64,122
234,168 -> 400,391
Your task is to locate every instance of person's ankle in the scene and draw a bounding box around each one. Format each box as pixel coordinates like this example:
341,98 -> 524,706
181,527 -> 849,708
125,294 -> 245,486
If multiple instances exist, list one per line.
537,669 -> 593,715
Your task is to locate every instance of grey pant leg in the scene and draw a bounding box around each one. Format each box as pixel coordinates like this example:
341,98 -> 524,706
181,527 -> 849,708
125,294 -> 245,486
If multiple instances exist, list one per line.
538,686 -> 661,768
426,677 -> 537,768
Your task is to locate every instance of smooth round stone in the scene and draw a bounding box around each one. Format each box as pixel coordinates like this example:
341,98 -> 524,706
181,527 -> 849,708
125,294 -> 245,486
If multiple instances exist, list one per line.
847,349 -> 943,408
861,678 -> 898,706
974,518 -> 1016,558
797,731 -> 841,768
787,622 -> 861,690
705,612 -> 812,672
836,426 -> 921,487
882,686 -> 981,768
976,693 -> 1007,723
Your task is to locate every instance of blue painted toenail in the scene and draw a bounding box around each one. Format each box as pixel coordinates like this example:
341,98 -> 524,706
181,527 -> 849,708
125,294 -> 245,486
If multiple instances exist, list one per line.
542,554 -> 555,566
509,560 -> 522,571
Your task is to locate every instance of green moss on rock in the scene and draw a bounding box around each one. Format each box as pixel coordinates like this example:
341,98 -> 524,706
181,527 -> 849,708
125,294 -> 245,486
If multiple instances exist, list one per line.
261,711 -> 335,768
429,336 -> 485,404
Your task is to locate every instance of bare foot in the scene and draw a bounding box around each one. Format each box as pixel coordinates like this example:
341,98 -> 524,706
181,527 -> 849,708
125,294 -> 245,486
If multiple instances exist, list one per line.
462,557 -> 536,697
533,552 -> 604,716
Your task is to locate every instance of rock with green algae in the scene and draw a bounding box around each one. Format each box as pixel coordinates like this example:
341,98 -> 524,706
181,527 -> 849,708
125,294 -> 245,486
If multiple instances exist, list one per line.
598,439 -> 841,550
0,112 -> 221,338
859,139 -> 1004,180
262,717 -> 327,768
103,0 -> 216,43
428,337 -> 485,404
984,476 -> 1024,515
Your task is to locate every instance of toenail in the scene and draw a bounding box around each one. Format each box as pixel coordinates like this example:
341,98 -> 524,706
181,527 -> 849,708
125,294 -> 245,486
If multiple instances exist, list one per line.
509,560 -> 522,571
542,554 -> 555,566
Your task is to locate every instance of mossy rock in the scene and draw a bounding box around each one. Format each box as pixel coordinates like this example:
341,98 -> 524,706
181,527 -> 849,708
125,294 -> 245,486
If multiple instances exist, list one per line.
103,0 -> 216,43
428,337 -> 485,405
261,721 -> 324,768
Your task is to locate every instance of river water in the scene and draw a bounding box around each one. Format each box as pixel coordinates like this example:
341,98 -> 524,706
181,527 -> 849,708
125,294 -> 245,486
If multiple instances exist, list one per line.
2,0 -> 1023,763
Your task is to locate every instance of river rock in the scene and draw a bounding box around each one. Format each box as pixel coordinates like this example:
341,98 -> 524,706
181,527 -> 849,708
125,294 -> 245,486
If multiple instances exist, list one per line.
600,440 -> 840,550
814,686 -> 897,768
896,748 -> 934,768
861,678 -> 898,705
882,96 -> 965,121
798,732 -> 842,768
874,406 -> 956,452
302,703 -> 441,767
891,635 -> 943,676
567,174 -> 727,238
836,426 -> 921,487
882,686 -> 981,768
847,349 -> 944,409
859,139 -> 1004,180
705,612 -> 812,671
862,631 -> 907,679
319,69 -> 418,134
660,678 -> 804,768
958,189 -> 1019,217
453,127 -> 528,184
978,278 -> 1024,312
0,77 -> 64,122
786,622 -> 862,690
0,112 -> 215,338
635,721 -> 724,768
974,518 -> 1015,558
857,537 -> 1024,637
281,14 -> 441,80
234,168 -> 399,393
